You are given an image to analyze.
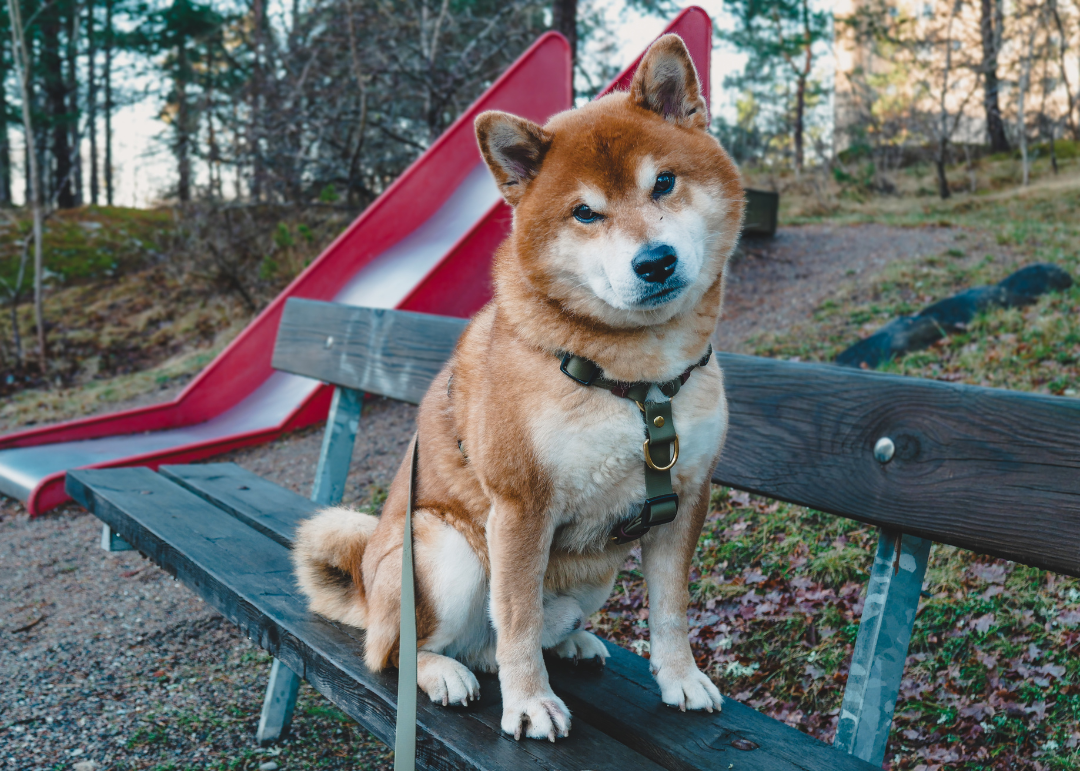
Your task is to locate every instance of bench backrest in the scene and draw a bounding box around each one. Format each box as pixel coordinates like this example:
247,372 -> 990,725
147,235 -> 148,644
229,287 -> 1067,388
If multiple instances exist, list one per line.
273,297 -> 1080,578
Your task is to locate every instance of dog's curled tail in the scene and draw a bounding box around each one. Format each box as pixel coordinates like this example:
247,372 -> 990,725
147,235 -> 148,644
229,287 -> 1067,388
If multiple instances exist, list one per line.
293,507 -> 378,629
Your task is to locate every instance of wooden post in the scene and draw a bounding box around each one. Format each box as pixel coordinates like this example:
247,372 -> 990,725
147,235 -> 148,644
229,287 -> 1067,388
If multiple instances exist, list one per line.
256,658 -> 302,745
256,385 -> 363,743
834,529 -> 931,765
311,387 -> 363,506
100,523 -> 133,551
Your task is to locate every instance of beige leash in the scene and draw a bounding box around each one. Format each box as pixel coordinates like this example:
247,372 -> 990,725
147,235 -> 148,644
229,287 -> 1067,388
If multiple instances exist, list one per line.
394,434 -> 419,771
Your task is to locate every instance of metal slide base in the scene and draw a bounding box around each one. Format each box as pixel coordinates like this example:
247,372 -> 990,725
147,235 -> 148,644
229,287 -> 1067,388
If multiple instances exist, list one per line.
0,166 -> 499,504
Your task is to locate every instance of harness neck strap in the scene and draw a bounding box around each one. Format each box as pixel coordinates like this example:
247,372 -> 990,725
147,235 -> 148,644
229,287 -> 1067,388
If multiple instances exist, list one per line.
558,346 -> 712,544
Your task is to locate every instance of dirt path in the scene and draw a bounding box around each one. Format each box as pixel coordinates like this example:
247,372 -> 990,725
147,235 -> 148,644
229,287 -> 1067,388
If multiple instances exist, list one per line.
0,222 -> 971,769
715,223 -> 964,354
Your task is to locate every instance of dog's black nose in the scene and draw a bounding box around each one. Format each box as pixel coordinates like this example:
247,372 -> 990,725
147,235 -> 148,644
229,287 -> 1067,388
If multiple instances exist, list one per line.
632,244 -> 678,283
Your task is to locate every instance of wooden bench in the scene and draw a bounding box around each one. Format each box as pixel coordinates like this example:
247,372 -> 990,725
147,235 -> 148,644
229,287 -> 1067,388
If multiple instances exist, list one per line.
66,297 -> 1080,769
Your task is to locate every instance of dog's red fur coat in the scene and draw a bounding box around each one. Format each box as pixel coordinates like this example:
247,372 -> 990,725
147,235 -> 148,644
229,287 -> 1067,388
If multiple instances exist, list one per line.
294,34 -> 745,740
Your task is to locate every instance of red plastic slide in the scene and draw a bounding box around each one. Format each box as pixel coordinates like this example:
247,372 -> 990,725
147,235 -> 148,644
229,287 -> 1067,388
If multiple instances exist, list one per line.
0,7 -> 712,516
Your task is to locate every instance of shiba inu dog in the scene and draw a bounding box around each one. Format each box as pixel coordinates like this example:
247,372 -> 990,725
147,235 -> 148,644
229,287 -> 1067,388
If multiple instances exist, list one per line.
294,33 -> 745,741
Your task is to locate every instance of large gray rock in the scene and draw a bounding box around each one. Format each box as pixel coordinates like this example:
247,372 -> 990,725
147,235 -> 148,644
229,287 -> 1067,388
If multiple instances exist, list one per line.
836,263 -> 1073,369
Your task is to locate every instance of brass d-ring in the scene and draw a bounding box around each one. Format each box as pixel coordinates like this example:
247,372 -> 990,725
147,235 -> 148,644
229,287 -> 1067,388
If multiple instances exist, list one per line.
643,435 -> 679,471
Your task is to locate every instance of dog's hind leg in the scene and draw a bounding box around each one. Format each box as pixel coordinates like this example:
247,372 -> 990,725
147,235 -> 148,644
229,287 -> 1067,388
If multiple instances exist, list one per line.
417,651 -> 481,706
361,508 -> 492,707
543,580 -> 614,665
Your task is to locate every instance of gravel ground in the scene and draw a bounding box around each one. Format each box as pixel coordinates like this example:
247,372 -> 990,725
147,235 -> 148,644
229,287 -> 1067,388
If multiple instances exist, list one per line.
1,223 -> 968,769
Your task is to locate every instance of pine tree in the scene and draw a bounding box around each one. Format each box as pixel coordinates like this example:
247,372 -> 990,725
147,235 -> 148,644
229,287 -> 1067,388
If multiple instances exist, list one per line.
722,0 -> 830,173
134,0 -> 229,202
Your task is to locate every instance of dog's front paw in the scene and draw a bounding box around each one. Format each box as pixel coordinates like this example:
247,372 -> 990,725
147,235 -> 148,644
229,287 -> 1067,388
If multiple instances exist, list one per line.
500,690 -> 571,741
552,630 -> 609,666
417,653 -> 481,707
653,663 -> 724,713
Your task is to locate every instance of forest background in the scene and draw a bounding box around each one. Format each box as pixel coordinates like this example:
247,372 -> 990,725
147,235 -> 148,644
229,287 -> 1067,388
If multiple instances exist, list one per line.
0,0 -> 1077,388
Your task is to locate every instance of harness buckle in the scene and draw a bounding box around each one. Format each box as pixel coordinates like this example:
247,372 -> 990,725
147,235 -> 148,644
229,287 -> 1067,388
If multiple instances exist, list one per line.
560,353 -> 599,386
641,492 -> 679,526
609,492 -> 680,544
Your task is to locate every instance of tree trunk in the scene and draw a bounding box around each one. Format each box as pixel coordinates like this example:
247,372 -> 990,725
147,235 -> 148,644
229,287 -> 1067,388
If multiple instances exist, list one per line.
204,45 -> 220,200
23,124 -> 31,206
176,45 -> 191,203
88,0 -> 99,205
0,39 -> 11,206
8,0 -> 48,374
1050,125 -> 1058,174
66,0 -> 81,205
980,0 -> 1009,153
249,0 -> 265,201
794,75 -> 806,174
42,4 -> 76,209
1018,10 -> 1039,187
104,0 -> 114,205
1019,61 -> 1030,186
551,0 -> 577,75
936,141 -> 951,199
792,0 -> 812,175
1049,0 -> 1077,140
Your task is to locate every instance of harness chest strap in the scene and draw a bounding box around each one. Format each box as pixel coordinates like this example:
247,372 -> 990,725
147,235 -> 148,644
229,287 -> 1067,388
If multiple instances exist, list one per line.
559,346 -> 712,544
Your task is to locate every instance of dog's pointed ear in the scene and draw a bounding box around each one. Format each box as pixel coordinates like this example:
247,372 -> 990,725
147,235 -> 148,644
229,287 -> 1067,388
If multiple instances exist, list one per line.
475,111 -> 552,206
629,34 -> 707,130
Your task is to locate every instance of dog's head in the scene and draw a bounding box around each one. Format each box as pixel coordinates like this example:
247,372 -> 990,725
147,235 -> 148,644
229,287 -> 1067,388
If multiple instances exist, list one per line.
476,34 -> 744,329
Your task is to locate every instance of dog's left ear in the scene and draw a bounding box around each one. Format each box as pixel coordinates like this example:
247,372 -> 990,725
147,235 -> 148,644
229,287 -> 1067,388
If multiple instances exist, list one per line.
475,110 -> 553,206
630,34 -> 708,130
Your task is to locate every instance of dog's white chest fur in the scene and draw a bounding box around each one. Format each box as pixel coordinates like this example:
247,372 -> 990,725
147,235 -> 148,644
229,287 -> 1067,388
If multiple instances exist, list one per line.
528,362 -> 727,550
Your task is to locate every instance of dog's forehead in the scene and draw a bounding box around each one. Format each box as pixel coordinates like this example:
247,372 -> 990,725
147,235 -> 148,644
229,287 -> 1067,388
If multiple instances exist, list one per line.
542,104 -> 678,195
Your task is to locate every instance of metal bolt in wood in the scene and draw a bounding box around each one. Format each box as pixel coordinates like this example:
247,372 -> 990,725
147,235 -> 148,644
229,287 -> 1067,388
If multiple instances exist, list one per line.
874,437 -> 895,463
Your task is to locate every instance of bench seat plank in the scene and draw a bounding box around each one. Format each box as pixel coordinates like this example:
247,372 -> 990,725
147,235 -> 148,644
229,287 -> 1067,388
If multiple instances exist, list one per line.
159,463 -> 312,547
156,461 -> 874,770
548,644 -> 876,771
66,467 -> 665,771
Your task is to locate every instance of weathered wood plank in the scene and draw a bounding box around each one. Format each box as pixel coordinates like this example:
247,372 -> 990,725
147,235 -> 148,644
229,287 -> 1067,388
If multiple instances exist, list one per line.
546,645 -> 876,771
272,302 -> 1080,575
312,387 -> 364,506
159,463 -> 311,548
834,531 -> 931,765
152,461 -> 873,770
272,298 -> 467,404
713,353 -> 1080,578
66,467 -> 665,771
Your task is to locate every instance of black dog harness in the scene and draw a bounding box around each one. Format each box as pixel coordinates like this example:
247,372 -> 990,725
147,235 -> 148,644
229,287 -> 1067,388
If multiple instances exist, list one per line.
559,345 -> 713,544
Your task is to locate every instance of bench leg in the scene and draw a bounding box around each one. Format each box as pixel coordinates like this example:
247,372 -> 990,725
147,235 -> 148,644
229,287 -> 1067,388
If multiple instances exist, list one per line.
311,387 -> 363,507
834,528 -> 931,766
256,658 -> 301,744
100,523 -> 134,551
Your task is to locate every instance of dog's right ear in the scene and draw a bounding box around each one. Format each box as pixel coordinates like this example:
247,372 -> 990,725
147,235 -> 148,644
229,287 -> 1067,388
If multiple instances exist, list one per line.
475,111 -> 552,206
630,34 -> 707,131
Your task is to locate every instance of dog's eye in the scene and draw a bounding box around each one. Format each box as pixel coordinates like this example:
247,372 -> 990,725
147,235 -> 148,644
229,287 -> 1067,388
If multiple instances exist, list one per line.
653,172 -> 676,198
573,204 -> 603,223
